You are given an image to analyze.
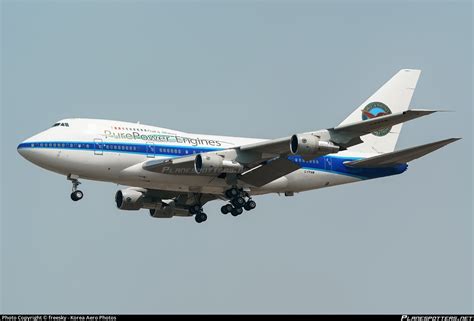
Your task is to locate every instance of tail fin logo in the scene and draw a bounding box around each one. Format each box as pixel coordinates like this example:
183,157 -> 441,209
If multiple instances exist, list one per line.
361,102 -> 392,136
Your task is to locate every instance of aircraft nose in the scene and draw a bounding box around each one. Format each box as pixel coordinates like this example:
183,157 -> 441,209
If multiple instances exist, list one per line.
17,139 -> 36,160
17,142 -> 25,156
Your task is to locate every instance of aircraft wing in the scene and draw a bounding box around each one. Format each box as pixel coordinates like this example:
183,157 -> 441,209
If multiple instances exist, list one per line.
238,136 -> 291,155
140,109 -> 439,185
236,109 -> 438,155
140,136 -> 297,176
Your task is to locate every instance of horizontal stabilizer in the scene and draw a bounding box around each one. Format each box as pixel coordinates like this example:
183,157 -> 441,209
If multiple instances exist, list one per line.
344,138 -> 460,168
330,110 -> 438,149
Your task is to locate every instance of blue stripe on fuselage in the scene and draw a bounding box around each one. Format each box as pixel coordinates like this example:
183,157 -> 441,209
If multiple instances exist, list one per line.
288,155 -> 407,179
17,141 -> 408,179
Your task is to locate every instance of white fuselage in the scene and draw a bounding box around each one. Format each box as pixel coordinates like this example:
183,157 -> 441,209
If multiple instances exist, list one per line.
18,118 -> 391,196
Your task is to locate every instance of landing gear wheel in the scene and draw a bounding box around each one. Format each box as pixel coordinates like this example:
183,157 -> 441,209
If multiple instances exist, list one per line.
149,209 -> 156,217
231,207 -> 243,216
221,204 -> 233,215
244,200 -> 256,211
232,197 -> 246,208
195,212 -> 207,223
70,190 -> 83,201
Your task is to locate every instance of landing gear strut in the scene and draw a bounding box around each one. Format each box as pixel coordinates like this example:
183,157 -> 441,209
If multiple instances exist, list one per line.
68,175 -> 83,201
189,203 -> 208,223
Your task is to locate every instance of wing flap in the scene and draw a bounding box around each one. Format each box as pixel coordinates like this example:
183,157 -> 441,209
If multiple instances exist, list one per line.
344,138 -> 460,168
239,157 -> 301,187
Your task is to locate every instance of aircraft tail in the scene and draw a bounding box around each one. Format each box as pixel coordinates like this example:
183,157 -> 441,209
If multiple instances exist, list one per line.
339,69 -> 421,154
343,138 -> 460,168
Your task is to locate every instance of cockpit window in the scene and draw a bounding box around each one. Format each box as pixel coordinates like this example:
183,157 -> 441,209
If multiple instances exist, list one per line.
52,122 -> 69,127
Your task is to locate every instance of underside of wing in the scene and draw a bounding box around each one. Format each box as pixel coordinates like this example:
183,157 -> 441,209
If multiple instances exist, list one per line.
142,155 -> 196,175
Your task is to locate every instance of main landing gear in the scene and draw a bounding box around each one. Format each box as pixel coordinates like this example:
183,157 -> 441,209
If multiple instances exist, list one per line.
68,175 -> 84,201
189,204 -> 207,224
220,187 -> 256,217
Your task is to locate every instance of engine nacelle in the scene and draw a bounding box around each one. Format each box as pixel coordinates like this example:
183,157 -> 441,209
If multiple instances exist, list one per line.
150,200 -> 192,218
290,134 -> 339,156
150,206 -> 174,218
194,154 -> 244,175
115,188 -> 144,210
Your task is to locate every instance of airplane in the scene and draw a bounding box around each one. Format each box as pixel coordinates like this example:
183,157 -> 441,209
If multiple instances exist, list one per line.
17,69 -> 460,223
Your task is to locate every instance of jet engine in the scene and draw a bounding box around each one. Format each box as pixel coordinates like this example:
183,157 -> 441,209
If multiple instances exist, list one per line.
115,188 -> 192,218
194,154 -> 244,175
290,134 -> 339,157
115,188 -> 145,210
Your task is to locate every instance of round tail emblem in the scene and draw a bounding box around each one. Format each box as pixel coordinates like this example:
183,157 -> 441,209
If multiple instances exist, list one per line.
361,102 -> 392,136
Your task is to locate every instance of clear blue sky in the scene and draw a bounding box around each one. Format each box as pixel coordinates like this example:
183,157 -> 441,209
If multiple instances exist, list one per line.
1,0 -> 472,314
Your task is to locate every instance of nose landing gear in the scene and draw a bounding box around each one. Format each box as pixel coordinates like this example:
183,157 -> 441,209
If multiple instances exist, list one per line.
68,175 -> 84,201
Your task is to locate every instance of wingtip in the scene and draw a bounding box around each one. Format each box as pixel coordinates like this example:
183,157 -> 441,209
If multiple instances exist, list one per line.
420,109 -> 457,113
441,137 -> 462,145
401,68 -> 422,74
405,109 -> 438,114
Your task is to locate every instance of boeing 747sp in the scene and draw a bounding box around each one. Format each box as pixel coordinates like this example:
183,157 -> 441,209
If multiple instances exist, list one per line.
17,69 -> 460,223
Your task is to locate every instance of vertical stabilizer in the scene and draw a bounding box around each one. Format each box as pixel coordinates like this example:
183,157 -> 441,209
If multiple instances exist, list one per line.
339,69 -> 421,154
